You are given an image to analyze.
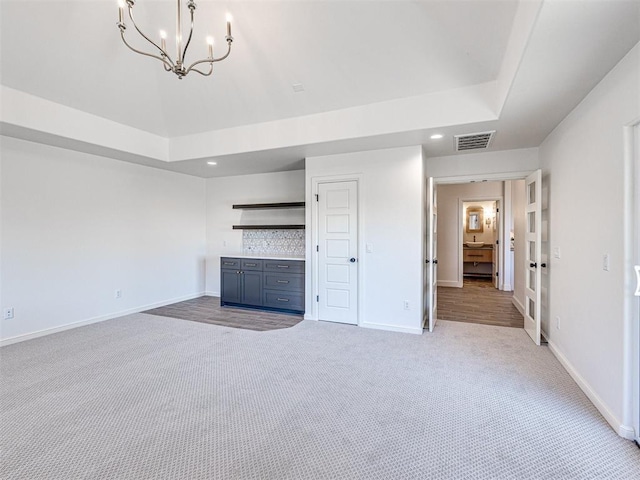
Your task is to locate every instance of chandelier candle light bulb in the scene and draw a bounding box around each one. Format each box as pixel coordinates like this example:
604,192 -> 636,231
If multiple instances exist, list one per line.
116,0 -> 234,79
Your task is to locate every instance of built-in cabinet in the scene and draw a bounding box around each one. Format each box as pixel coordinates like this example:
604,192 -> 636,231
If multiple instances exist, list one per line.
463,247 -> 494,278
220,257 -> 305,314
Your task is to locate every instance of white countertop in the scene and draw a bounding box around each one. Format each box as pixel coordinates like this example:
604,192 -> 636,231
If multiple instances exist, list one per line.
222,254 -> 305,261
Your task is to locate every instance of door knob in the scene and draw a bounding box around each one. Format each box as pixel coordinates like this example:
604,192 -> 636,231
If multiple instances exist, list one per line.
350,258 -> 357,263
530,262 -> 537,268
433,259 -> 438,265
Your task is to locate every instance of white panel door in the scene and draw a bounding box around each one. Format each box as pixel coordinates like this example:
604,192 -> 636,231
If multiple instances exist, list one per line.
524,169 -> 542,345
427,177 -> 438,332
318,181 -> 358,325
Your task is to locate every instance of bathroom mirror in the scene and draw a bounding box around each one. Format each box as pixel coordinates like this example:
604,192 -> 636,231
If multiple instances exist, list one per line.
466,206 -> 484,233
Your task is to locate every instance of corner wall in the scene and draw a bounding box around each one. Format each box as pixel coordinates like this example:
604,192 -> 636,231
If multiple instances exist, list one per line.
0,137 -> 207,344
305,146 -> 424,334
539,42 -> 640,437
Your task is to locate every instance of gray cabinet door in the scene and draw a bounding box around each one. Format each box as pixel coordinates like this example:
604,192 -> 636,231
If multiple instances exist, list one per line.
242,271 -> 263,306
221,269 -> 241,303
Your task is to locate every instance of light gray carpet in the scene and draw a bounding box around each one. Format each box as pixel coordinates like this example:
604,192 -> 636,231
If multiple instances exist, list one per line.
1,315 -> 638,479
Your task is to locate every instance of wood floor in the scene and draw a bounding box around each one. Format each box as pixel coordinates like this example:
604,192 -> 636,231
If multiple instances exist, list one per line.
143,296 -> 304,332
437,278 -> 524,328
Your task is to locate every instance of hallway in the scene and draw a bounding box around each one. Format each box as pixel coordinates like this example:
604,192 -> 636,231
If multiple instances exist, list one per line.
437,278 -> 524,328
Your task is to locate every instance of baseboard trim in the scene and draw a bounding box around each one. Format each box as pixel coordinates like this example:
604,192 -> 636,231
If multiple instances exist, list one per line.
205,291 -> 220,297
360,321 -> 423,335
0,291 -> 206,347
437,280 -> 461,288
503,283 -> 513,291
512,296 -> 525,316
547,339 -> 634,439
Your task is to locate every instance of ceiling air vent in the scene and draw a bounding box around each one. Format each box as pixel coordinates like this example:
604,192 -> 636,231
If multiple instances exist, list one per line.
454,131 -> 495,151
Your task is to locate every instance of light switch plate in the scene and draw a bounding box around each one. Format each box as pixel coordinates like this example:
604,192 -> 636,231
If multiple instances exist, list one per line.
553,247 -> 561,259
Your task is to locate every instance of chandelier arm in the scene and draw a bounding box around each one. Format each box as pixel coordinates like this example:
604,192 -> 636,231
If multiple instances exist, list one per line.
127,5 -> 175,67
181,8 -> 195,64
189,65 -> 214,76
120,30 -> 174,71
184,42 -> 231,73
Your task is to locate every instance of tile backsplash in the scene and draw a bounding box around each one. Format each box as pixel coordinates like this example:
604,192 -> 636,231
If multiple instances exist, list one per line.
243,229 -> 305,257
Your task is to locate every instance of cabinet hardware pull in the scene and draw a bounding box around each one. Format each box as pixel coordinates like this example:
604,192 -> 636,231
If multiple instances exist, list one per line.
223,262 -> 234,265
276,298 -> 289,302
277,265 -> 289,268
468,254 -> 484,257
245,263 -> 257,267
276,280 -> 289,283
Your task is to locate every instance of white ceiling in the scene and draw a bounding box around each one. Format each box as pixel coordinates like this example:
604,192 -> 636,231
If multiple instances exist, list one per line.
1,0 -> 639,177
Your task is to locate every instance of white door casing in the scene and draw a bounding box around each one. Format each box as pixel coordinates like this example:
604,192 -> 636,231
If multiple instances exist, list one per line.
427,177 -> 438,332
317,181 -> 358,325
524,169 -> 543,345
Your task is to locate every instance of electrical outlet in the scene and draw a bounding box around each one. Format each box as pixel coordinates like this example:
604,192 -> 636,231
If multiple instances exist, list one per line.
366,243 -> 373,253
555,316 -> 560,330
115,289 -> 122,299
553,247 -> 561,259
403,301 -> 410,310
3,307 -> 14,320
602,254 -> 610,271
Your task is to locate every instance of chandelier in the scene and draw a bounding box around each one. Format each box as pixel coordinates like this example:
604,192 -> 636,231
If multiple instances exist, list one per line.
117,0 -> 233,79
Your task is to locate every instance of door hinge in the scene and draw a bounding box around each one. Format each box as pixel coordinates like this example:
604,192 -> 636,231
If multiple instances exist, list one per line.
316,295 -> 319,302
496,207 -> 499,213
496,239 -> 499,245
316,245 -> 319,252
496,272 -> 499,277
315,194 -> 319,202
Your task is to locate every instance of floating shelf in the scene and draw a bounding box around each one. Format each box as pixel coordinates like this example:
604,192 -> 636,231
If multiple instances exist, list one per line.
232,225 -> 305,230
232,202 -> 305,210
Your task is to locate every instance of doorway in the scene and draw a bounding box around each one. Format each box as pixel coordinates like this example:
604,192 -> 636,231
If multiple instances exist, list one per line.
428,176 -> 532,331
314,179 -> 359,325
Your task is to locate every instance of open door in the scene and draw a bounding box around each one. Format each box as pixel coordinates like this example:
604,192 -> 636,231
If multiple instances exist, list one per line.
426,177 -> 438,332
524,170 -> 542,345
494,201 -> 500,289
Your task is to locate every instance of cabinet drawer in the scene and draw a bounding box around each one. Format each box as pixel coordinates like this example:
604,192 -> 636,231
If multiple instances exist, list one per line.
221,257 -> 241,269
263,272 -> 304,292
463,249 -> 493,263
263,290 -> 304,311
241,259 -> 263,271
263,259 -> 305,274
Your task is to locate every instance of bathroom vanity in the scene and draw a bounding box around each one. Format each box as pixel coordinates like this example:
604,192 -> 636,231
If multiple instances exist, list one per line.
463,245 -> 494,278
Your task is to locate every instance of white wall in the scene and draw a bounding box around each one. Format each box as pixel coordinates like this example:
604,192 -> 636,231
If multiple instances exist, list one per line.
306,146 -> 424,334
426,147 -> 539,179
436,182 -> 503,288
204,170 -> 305,296
539,42 -> 640,437
0,137 -> 206,344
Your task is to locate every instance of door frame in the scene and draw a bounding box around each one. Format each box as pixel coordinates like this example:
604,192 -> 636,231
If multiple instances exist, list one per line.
622,118 -> 640,442
457,196 -> 504,290
309,174 -> 364,325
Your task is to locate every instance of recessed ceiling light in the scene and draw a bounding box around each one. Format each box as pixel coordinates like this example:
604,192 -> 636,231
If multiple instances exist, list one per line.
207,161 -> 217,166
430,134 -> 444,140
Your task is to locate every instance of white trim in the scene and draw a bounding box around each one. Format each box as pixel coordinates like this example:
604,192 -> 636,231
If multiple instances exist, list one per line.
622,118 -> 640,443
548,339 -> 635,440
435,171 -> 534,185
0,291 -> 206,347
205,290 -> 220,297
437,280 -> 461,288
503,283 -> 513,291
360,321 -> 423,335
512,296 -> 525,317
